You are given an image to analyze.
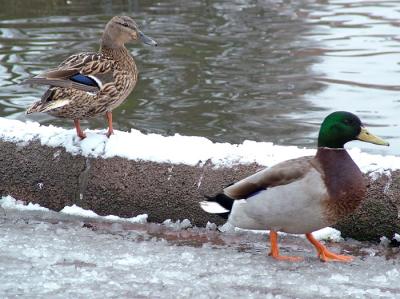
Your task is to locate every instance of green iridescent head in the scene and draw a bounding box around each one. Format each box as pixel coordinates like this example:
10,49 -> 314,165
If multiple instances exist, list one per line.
317,111 -> 389,148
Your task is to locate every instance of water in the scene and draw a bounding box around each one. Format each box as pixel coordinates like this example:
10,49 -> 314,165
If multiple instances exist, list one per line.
0,0 -> 398,154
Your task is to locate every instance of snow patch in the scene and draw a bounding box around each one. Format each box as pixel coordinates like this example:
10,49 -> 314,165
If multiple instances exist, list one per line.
61,205 -> 99,218
205,221 -> 218,231
311,227 -> 343,242
0,195 -> 49,212
0,118 -> 399,173
60,204 -> 148,224
394,233 -> 400,242
0,196 -> 148,224
163,219 -> 192,230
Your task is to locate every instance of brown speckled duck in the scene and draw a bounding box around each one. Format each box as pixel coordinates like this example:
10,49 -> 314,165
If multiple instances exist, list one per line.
24,16 -> 157,139
201,111 -> 389,262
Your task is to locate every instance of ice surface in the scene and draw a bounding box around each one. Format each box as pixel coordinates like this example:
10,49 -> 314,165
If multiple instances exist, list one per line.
0,196 -> 343,242
0,118 -> 398,173
1,198 -> 148,224
0,206 -> 399,299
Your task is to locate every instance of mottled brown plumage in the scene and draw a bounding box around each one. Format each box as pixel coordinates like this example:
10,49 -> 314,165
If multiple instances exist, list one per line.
24,16 -> 157,138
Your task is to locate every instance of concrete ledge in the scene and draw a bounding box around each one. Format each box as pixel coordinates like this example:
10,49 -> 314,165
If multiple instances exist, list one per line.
1,118 -> 399,241
1,138 -> 400,241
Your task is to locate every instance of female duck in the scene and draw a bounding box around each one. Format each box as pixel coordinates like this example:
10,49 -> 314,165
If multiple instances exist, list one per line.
24,16 -> 157,139
201,111 -> 389,262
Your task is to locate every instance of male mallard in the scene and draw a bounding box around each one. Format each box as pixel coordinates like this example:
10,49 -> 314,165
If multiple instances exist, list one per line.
24,16 -> 157,139
200,111 -> 389,262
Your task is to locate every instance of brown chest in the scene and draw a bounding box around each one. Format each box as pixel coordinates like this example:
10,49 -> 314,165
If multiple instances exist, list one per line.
314,148 -> 367,222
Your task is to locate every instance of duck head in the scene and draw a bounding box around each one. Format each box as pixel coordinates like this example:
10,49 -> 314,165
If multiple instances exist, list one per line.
102,16 -> 157,48
317,111 -> 389,148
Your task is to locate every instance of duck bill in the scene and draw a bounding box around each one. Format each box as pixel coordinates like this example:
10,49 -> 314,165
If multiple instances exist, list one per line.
357,127 -> 389,146
138,31 -> 157,46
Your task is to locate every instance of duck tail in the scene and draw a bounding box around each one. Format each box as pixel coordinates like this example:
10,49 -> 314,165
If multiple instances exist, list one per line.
199,193 -> 234,219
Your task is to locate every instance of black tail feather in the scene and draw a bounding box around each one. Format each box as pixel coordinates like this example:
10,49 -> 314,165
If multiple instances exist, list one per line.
204,193 -> 235,219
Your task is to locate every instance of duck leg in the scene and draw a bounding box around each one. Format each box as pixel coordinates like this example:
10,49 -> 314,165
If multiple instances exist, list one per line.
268,231 -> 303,262
74,119 -> 86,139
105,111 -> 114,138
306,233 -> 353,262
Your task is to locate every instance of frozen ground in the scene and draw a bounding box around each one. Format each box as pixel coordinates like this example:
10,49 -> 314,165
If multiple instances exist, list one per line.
0,201 -> 399,299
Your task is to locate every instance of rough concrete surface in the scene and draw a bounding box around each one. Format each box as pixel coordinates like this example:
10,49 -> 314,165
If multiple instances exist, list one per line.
1,140 -> 399,241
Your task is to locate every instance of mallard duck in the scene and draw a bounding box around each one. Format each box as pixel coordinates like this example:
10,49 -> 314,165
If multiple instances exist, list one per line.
24,16 -> 157,139
200,111 -> 389,262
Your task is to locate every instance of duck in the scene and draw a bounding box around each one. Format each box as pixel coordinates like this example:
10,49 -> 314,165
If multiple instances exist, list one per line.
23,16 -> 157,139
200,111 -> 389,262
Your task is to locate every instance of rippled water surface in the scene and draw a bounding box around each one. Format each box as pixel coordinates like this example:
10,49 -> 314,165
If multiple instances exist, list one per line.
0,0 -> 399,154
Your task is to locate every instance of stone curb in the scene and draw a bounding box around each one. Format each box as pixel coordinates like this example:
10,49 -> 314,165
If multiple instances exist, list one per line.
1,140 -> 399,241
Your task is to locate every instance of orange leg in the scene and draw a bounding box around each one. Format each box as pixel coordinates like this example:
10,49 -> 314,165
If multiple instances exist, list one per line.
306,233 -> 353,262
74,119 -> 86,139
105,111 -> 114,138
268,231 -> 303,262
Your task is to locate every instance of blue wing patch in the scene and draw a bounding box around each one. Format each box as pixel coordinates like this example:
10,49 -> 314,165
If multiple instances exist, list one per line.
70,74 -> 99,87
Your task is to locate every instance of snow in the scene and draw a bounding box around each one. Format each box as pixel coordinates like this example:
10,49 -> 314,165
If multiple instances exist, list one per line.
0,195 -> 49,212
0,118 -> 399,173
394,233 -> 400,242
162,218 -> 192,230
60,204 -> 99,218
0,206 -> 399,299
1,199 -> 148,224
310,227 -> 343,242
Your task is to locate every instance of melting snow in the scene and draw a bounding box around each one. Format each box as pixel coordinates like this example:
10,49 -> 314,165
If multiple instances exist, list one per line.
0,118 -> 399,173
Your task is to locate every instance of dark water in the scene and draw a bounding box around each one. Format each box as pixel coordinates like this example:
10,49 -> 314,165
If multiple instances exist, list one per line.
0,0 -> 398,154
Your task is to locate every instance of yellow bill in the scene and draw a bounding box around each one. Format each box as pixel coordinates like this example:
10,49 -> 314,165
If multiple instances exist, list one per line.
357,127 -> 389,146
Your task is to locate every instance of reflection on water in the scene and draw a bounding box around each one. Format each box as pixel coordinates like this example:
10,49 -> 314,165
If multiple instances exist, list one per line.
0,0 -> 398,154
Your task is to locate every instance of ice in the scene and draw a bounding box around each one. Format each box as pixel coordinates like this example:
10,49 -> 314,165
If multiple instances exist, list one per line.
330,274 -> 350,282
0,118 -> 398,174
0,202 -> 399,299
0,210 -> 399,299
380,236 -> 391,247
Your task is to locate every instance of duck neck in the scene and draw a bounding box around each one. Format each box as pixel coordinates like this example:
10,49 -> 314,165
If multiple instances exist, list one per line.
100,31 -> 134,62
315,147 -> 364,198
100,43 -> 132,60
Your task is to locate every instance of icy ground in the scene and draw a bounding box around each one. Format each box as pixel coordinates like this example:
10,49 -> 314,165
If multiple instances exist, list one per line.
0,206 -> 399,299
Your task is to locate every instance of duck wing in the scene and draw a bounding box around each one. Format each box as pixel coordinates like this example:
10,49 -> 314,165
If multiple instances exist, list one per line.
22,52 -> 115,93
224,156 -> 315,199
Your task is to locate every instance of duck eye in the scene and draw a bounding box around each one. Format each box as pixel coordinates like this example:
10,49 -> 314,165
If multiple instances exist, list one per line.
343,119 -> 352,125
117,22 -> 130,28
